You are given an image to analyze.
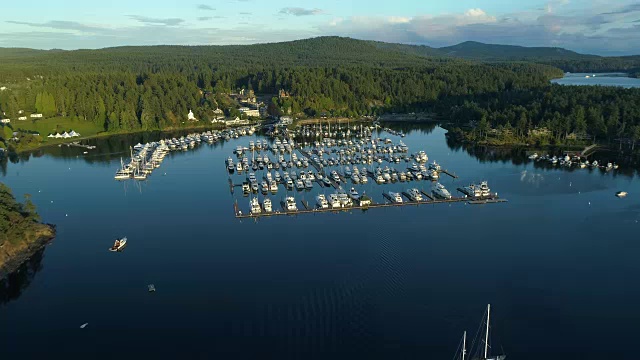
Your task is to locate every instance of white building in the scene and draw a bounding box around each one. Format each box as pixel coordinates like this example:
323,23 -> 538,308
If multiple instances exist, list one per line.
187,109 -> 197,121
225,117 -> 249,126
0,86 -> 7,91
1,119 -> 10,124
279,116 -> 293,125
18,116 -> 27,121
30,113 -> 43,118
239,108 -> 260,117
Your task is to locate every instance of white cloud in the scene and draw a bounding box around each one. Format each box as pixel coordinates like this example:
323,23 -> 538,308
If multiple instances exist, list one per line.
279,7 -> 324,16
388,16 -> 411,24
318,2 -> 640,55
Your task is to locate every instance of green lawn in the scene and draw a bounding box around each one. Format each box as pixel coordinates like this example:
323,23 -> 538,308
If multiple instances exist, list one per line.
12,117 -> 104,143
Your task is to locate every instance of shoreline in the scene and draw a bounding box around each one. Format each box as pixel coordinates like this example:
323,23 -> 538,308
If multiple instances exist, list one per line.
14,123 -> 233,154
0,224 -> 56,280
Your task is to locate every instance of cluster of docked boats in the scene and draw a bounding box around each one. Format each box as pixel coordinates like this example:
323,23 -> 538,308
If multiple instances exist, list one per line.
458,181 -> 492,198
315,187 -> 372,209
114,141 -> 170,180
291,123 -> 376,139
384,183 -> 453,204
529,153 -> 619,170
115,127 -> 257,180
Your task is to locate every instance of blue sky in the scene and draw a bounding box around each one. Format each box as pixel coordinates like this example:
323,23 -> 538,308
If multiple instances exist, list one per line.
2,0 -> 640,55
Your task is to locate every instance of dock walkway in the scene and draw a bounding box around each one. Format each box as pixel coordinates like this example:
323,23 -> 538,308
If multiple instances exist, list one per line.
234,194 -> 506,218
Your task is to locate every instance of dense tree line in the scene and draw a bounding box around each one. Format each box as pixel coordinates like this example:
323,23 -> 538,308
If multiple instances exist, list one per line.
0,183 -> 41,247
446,84 -> 640,147
0,37 -> 638,149
0,37 -> 563,132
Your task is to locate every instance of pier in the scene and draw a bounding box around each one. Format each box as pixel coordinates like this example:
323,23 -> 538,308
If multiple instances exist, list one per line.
234,193 -> 506,219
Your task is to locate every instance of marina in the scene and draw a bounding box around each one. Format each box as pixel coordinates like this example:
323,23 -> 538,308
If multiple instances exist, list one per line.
113,126 -> 257,181
227,127 -> 503,218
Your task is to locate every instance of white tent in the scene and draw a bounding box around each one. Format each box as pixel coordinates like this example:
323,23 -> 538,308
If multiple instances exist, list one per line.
69,130 -> 79,137
54,133 -> 63,138
62,132 -> 71,138
48,134 -> 55,138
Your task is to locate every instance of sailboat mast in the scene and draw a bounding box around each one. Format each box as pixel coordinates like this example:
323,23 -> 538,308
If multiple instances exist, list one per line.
484,304 -> 491,359
462,331 -> 467,360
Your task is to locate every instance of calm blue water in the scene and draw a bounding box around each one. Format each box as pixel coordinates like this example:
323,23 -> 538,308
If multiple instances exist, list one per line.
1,126 -> 640,359
552,73 -> 640,88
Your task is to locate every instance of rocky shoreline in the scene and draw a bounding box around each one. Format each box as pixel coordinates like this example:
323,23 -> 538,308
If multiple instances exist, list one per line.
0,224 -> 56,279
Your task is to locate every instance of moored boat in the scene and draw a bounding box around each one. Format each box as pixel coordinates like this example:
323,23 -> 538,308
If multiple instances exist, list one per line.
109,237 -> 127,252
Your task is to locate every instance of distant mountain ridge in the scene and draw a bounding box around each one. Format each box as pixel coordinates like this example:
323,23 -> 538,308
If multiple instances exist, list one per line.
438,41 -> 597,60
0,36 -> 638,74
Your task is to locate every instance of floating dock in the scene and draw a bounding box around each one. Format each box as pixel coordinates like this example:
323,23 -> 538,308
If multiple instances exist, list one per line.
234,193 -> 506,218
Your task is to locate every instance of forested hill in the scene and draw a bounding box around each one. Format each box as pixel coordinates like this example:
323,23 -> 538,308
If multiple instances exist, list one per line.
0,37 -> 446,79
0,36 -> 564,137
439,41 -> 592,60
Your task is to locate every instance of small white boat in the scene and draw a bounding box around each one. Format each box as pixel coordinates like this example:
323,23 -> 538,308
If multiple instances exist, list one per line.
286,196 -> 298,211
316,194 -> 329,209
148,284 -> 156,292
109,237 -> 127,252
263,198 -> 273,212
250,197 -> 262,214
432,182 -> 452,199
348,187 -> 360,200
616,191 -> 628,198
329,193 -> 342,208
388,191 -> 403,203
406,188 -> 423,201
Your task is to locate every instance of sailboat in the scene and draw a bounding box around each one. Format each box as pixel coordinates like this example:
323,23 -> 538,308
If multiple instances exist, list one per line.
454,304 -> 506,360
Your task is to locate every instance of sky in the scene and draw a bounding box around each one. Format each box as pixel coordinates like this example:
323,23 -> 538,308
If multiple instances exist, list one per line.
2,0 -> 640,55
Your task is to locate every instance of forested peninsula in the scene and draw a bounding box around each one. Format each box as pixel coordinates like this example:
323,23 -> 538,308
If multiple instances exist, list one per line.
1,36 -> 640,152
0,183 -> 55,278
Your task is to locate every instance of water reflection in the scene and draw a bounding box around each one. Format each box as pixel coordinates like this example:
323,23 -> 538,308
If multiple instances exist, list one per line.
445,139 -> 640,178
0,248 -> 45,306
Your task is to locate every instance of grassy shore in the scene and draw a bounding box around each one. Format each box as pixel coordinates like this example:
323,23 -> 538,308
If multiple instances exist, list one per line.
9,118 -> 234,153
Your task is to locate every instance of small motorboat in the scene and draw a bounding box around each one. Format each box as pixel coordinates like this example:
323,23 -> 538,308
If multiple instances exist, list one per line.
616,191 -> 628,198
148,284 -> 156,292
109,237 -> 127,252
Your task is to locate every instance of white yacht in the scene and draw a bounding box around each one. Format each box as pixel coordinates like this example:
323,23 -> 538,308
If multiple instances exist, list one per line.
428,161 -> 441,171
316,194 -> 329,209
250,197 -> 262,214
261,181 -> 269,193
285,196 -> 297,211
270,180 -> 278,192
304,179 -> 313,189
432,183 -> 452,199
337,188 -> 352,206
295,179 -> 305,190
329,193 -> 342,208
528,153 -> 539,160
388,191 -> 403,203
479,181 -> 491,197
331,171 -> 341,183
263,198 -> 273,212
461,183 -> 482,197
348,187 -> 360,200
114,169 -> 131,180
406,188 -> 423,201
